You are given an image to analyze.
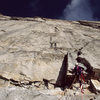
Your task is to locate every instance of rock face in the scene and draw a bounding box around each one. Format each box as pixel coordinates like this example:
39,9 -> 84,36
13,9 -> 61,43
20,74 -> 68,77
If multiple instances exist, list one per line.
0,87 -> 98,100
0,87 -> 59,100
0,16 -> 100,93
91,79 -> 100,92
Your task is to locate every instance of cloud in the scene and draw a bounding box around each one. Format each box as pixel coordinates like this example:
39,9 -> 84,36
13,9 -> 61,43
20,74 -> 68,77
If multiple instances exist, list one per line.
0,0 -> 100,20
62,0 -> 95,20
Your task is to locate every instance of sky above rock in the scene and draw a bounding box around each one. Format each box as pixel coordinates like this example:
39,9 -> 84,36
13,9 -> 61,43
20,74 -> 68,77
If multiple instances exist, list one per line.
0,0 -> 100,20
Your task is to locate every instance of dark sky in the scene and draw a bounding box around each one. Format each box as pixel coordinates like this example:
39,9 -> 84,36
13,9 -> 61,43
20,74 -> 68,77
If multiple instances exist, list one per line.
0,0 -> 100,20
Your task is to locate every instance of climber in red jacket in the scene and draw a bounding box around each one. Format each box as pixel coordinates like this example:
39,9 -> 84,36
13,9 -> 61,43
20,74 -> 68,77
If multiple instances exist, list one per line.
73,63 -> 85,93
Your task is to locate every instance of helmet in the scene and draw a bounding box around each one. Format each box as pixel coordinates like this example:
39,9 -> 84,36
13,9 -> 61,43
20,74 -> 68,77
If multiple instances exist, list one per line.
75,62 -> 79,65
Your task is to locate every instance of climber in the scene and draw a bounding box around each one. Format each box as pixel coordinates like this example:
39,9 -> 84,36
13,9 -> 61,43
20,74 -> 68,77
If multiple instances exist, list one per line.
72,63 -> 85,93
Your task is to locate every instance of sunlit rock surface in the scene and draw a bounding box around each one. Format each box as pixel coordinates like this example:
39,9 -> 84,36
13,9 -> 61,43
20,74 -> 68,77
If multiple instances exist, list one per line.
0,15 -> 100,100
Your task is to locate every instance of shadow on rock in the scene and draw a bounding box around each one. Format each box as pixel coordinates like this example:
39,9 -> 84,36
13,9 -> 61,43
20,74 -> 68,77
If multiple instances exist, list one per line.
55,53 -> 68,89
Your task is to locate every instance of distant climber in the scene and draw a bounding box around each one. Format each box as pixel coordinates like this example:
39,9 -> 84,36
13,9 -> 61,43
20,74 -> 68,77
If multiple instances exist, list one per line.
72,63 -> 85,93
